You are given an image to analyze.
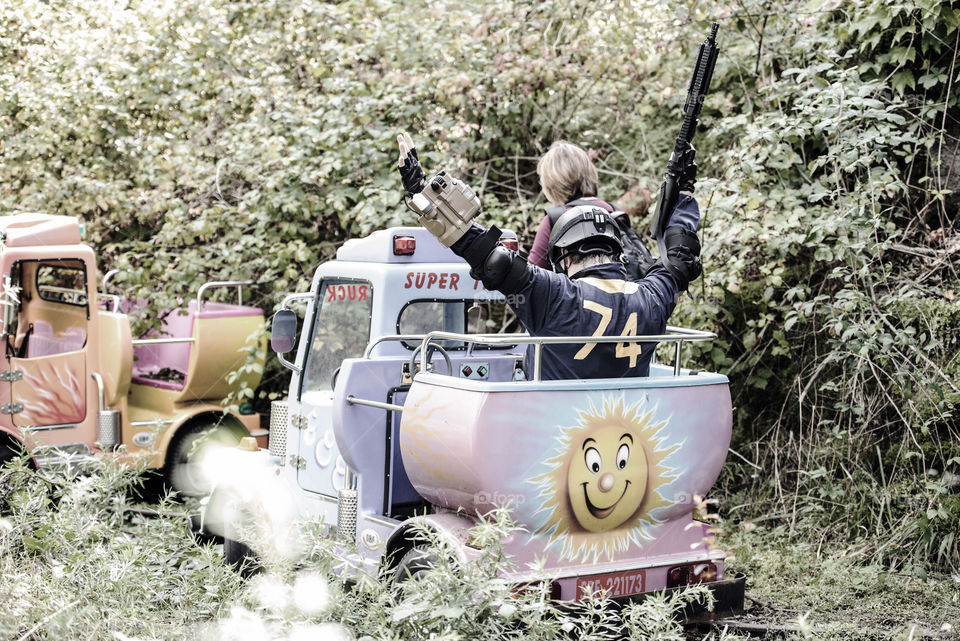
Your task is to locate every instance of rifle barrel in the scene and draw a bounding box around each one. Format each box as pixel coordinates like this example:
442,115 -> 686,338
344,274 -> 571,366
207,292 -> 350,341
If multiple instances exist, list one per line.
650,24 -> 720,241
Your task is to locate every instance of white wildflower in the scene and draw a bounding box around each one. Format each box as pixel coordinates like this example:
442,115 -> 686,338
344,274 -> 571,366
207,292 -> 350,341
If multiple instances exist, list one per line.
248,574 -> 291,612
217,607 -> 271,641
292,571 -> 330,615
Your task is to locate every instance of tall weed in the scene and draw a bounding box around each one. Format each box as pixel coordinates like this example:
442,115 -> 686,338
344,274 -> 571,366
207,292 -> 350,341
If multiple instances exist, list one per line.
1,458 -> 719,640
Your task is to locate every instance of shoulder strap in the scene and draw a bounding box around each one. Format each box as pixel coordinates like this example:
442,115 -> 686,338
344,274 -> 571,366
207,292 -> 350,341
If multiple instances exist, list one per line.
567,198 -> 614,212
545,205 -> 567,226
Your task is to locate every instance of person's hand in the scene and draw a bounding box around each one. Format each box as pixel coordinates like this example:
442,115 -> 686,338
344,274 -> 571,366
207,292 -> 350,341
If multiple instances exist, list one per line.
677,143 -> 697,194
397,132 -> 426,195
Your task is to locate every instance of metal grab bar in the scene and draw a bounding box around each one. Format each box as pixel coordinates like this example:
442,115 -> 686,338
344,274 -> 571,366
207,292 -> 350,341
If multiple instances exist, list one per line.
418,326 -> 716,381
363,334 -> 445,358
38,285 -> 87,297
102,269 -> 120,295
101,294 -> 121,313
196,280 -> 253,310
101,269 -> 122,312
132,337 -> 195,346
345,395 -> 404,412
362,334 -> 529,359
280,292 -> 313,311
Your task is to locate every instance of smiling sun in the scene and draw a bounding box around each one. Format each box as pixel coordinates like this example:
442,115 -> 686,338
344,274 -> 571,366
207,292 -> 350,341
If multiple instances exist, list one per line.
530,396 -> 679,562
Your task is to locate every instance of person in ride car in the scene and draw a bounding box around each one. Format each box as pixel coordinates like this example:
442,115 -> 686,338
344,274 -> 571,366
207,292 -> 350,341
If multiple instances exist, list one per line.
396,132 -> 701,381
527,141 -> 615,270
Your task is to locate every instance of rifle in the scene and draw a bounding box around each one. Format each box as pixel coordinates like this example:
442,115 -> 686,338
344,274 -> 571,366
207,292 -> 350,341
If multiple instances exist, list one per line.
650,23 -> 720,272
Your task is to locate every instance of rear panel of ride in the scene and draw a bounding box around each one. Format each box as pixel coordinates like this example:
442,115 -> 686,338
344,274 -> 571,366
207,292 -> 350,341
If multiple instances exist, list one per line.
399,369 -> 739,603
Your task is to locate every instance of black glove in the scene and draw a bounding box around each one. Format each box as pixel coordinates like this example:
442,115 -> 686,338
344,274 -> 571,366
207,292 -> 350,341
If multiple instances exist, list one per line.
399,147 -> 427,196
677,144 -> 697,194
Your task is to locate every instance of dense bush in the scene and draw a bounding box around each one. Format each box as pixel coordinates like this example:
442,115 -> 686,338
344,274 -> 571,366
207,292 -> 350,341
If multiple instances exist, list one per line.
1,0 -> 958,571
0,458 -> 717,640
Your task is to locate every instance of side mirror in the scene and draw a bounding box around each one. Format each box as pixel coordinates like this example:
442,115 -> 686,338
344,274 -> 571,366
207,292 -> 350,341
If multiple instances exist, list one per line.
271,310 -> 298,354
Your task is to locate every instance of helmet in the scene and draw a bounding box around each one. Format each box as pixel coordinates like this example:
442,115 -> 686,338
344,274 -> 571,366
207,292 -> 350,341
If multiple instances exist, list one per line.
547,206 -> 622,272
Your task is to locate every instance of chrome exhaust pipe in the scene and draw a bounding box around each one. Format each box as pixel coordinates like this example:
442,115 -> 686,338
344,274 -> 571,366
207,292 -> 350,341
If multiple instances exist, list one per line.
91,372 -> 120,449
337,468 -> 358,543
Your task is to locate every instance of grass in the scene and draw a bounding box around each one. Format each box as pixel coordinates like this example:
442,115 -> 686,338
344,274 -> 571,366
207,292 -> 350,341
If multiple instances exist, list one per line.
3,455 -> 958,641
0,456 -> 244,641
1,457 -> 721,641
716,523 -> 960,640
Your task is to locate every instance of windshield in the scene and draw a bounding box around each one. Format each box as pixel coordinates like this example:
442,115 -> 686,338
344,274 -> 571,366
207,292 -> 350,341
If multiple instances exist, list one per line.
302,280 -> 373,392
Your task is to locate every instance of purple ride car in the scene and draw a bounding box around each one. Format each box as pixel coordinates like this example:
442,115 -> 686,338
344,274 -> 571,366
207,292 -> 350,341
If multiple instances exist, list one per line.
207,225 -> 744,617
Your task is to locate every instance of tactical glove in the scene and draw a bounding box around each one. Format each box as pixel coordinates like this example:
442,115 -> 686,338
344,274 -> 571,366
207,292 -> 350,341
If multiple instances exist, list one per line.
677,144 -> 697,194
398,133 -> 427,196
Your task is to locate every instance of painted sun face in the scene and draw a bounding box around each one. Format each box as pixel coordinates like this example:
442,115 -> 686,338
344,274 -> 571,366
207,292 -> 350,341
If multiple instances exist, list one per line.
531,396 -> 678,562
566,425 -> 648,532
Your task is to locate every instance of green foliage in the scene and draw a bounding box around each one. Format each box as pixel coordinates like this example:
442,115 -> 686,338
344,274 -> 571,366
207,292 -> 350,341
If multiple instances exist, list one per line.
220,505 -> 718,641
725,524 -> 960,638
1,0 -> 958,572
0,455 -> 245,640
221,323 -> 268,415
667,0 -> 960,572
0,458 -> 715,639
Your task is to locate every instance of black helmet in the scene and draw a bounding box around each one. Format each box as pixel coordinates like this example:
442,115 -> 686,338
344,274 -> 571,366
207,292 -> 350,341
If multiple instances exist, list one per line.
547,206 -> 622,272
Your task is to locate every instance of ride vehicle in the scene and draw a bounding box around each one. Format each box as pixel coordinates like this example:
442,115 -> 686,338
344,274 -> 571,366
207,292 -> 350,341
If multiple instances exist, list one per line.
209,223 -> 744,617
0,214 -> 266,494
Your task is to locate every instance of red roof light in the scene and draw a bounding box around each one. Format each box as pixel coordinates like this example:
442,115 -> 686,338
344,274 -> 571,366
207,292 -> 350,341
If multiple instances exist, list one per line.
393,235 -> 416,256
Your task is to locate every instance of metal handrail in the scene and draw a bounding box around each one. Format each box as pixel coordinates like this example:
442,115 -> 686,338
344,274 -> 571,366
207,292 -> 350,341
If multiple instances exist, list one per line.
345,395 -> 404,412
132,337 -> 195,346
38,284 -> 87,297
419,326 -> 716,381
196,280 -> 253,310
100,269 -> 122,312
280,292 -> 313,311
363,334 -> 528,359
37,285 -> 88,306
363,334 -> 436,358
101,269 -> 120,295
100,294 -> 122,313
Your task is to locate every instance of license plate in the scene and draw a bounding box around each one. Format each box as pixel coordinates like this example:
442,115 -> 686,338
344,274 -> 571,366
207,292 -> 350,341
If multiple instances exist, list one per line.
576,569 -> 646,600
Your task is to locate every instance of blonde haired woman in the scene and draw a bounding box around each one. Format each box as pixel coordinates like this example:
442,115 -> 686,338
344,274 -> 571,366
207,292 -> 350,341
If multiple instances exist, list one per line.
528,141 -> 617,269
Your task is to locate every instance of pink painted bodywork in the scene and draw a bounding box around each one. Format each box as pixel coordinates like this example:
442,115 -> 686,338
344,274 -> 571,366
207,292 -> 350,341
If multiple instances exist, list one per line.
132,301 -> 263,391
0,215 -> 81,247
0,214 -> 265,468
26,321 -> 86,358
398,373 -> 733,596
12,352 -> 87,426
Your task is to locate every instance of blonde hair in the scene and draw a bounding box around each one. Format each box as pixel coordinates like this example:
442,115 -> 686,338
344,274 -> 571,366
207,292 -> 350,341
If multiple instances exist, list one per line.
537,140 -> 599,206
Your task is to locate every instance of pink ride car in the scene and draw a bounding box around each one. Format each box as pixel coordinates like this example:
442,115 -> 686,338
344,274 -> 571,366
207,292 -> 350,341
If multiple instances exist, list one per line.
211,226 -> 744,619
